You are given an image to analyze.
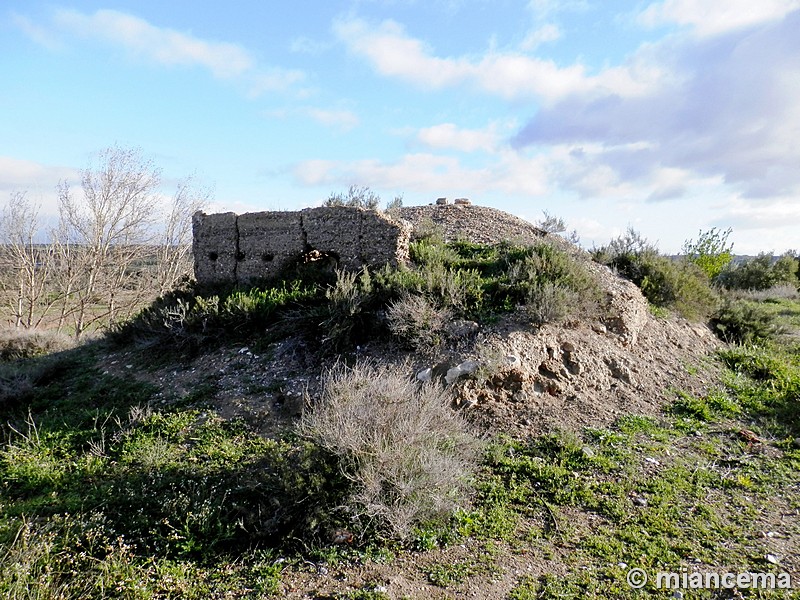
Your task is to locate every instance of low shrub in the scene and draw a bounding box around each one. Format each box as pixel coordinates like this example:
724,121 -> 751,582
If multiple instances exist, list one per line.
410,239 -> 461,267
323,185 -> 381,210
386,293 -> 452,352
508,242 -> 600,324
733,284 -> 799,302
681,227 -> 733,280
373,259 -> 483,317
299,267 -> 380,351
112,281 -> 319,351
522,281 -> 584,325
710,298 -> 783,344
301,362 -> 481,540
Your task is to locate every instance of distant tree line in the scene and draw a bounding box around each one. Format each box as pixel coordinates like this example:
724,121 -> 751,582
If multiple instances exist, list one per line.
0,146 -> 209,338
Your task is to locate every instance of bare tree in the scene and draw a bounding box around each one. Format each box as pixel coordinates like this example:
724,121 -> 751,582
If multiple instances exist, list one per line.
536,210 -> 581,245
0,192 -> 57,328
153,177 -> 211,296
56,146 -> 161,338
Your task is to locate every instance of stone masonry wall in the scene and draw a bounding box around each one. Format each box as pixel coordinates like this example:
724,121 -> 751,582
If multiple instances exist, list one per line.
192,207 -> 411,285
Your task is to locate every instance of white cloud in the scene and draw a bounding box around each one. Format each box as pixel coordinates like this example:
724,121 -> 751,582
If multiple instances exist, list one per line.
10,13 -> 62,50
333,17 -> 662,103
0,156 -> 79,216
520,23 -> 562,50
707,196 -> 800,253
265,106 -> 360,131
293,150 -> 549,197
306,108 -> 360,131
638,0 -> 800,37
16,9 -> 305,95
290,36 -> 330,55
55,9 -> 252,79
527,0 -> 589,19
513,10 -> 800,201
416,123 -> 503,153
714,197 -> 800,231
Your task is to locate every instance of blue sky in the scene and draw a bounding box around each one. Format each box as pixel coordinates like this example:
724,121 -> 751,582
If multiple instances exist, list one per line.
2,1 -> 799,253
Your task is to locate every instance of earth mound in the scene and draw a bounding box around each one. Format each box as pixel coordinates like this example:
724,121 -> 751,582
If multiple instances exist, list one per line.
114,204 -> 721,439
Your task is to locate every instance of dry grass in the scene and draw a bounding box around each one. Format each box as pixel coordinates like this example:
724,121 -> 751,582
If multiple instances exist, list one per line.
301,361 -> 481,539
0,327 -> 74,361
732,284 -> 799,301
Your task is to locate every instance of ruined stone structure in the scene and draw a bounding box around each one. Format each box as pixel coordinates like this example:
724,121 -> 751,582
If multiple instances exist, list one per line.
192,207 -> 411,285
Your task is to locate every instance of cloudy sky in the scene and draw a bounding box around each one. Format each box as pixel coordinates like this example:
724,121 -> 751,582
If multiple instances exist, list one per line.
2,1 -> 798,253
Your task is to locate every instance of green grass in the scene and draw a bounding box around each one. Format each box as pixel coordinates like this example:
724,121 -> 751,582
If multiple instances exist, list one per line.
424,542 -> 502,587
1,275 -> 799,597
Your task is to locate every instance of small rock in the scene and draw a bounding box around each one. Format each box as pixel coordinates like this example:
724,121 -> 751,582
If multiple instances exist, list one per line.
644,457 -> 660,466
416,368 -> 432,382
445,367 -> 462,385
329,529 -> 354,544
512,390 -> 529,403
633,496 -> 648,507
454,198 -> 472,205
591,323 -> 607,334
505,354 -> 521,367
606,357 -> 633,384
673,591 -> 684,599
766,553 -> 780,564
581,446 -> 595,458
793,437 -> 800,449
445,359 -> 481,384
445,320 -> 479,338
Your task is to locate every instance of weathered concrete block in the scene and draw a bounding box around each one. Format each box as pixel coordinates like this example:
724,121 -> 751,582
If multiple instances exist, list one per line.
301,207 -> 363,270
237,211 -> 304,282
192,212 -> 238,285
361,211 -> 411,267
192,206 -> 412,285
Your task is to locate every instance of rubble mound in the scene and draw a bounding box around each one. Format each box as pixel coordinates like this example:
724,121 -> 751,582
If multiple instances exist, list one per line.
399,204 -> 547,245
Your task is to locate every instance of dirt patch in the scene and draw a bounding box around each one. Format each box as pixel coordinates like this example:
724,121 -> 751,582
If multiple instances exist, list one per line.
453,313 -> 721,437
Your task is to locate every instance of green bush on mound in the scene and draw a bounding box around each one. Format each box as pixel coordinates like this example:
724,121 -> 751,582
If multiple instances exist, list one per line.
593,227 -> 718,320
117,237 -> 604,354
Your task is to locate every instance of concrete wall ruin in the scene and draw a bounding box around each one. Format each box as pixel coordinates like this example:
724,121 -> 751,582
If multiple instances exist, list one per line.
192,207 -> 411,285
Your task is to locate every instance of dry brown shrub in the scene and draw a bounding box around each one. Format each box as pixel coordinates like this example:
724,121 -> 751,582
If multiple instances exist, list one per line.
0,327 -> 74,361
301,361 -> 481,539
386,293 -> 452,352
